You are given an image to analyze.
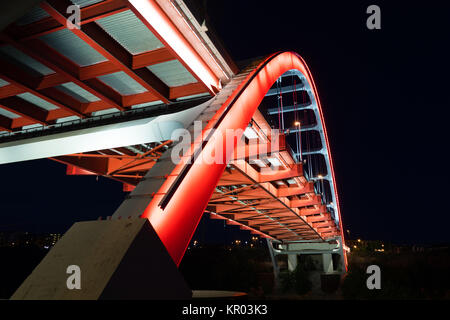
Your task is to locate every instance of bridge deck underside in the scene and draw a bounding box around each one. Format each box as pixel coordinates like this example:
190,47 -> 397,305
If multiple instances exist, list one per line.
53,106 -> 339,242
0,0 -> 214,134
0,2 -> 340,241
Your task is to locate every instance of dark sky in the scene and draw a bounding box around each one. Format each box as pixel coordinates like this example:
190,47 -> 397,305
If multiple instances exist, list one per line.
202,0 -> 450,244
1,1 -> 449,244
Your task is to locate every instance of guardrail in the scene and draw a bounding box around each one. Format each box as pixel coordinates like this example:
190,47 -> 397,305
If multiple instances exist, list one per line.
0,96 -> 210,144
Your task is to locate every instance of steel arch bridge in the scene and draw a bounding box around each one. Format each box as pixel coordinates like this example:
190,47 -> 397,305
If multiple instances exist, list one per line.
0,0 -> 347,299
130,51 -> 346,266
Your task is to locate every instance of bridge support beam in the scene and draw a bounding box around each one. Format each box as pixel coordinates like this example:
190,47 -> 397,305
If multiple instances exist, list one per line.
272,240 -> 344,294
275,239 -> 344,274
266,239 -> 280,292
322,253 -> 334,274
287,254 -> 298,272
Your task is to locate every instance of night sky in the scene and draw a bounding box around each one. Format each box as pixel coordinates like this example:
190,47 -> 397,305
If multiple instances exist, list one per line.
1,1 -> 449,244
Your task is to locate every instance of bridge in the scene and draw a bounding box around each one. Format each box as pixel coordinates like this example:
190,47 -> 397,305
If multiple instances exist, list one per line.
0,0 -> 347,299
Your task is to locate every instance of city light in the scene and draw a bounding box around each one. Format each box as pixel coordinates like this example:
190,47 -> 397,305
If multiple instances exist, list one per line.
294,121 -> 300,126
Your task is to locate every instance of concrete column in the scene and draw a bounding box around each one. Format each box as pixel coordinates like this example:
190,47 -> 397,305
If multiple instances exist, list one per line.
337,237 -> 346,273
287,254 -> 298,272
266,239 -> 280,292
322,253 -> 334,273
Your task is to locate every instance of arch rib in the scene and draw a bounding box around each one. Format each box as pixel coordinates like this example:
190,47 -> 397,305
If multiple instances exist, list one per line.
138,51 -> 345,267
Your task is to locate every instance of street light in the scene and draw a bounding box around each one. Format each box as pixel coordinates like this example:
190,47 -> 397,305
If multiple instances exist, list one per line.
294,122 -> 302,162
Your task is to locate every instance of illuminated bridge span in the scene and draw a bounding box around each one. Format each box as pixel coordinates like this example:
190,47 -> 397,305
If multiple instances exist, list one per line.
0,0 -> 346,299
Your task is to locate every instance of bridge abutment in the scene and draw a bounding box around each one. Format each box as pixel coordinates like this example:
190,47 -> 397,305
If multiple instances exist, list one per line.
268,239 -> 345,294
11,218 -> 191,300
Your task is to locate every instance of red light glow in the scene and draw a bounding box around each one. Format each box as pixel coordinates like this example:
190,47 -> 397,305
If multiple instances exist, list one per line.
139,51 -> 345,269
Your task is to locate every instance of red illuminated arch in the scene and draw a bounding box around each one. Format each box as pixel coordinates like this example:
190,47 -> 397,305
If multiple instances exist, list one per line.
140,51 -> 345,266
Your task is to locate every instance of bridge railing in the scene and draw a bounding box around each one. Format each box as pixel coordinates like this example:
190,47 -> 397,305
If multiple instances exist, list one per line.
0,96 -> 210,144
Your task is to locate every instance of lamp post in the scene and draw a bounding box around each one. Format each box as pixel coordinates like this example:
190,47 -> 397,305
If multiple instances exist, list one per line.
294,121 -> 302,162
317,174 -> 325,203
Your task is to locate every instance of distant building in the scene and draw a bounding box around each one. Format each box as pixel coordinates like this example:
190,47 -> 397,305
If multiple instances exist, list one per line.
346,239 -> 388,253
346,239 -> 450,254
0,231 -> 62,249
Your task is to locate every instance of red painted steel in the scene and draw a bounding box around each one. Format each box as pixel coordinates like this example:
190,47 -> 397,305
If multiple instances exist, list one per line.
138,51 -> 345,268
